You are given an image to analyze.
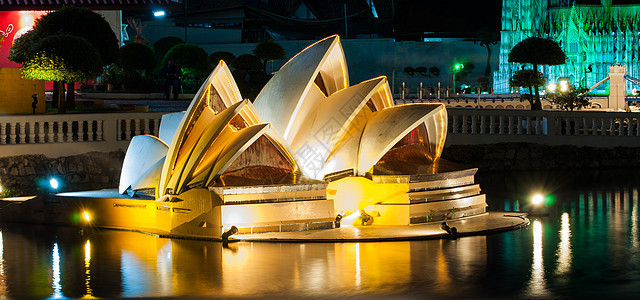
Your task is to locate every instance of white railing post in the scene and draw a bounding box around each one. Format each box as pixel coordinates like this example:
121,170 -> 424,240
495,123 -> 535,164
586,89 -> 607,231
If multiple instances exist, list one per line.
461,115 -> 468,134
471,116 -> 477,134
19,122 -> 26,143
0,123 -> 5,145
38,122 -> 45,143
9,123 -> 16,144
96,120 -> 103,141
57,121 -> 64,142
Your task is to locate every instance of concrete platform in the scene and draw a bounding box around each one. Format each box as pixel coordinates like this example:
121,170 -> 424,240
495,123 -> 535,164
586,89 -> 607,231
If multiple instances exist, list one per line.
219,212 -> 529,242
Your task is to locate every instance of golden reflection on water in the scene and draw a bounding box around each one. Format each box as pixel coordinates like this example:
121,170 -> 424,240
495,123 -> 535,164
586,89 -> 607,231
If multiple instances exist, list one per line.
83,240 -> 94,298
555,213 -> 571,276
524,220 -> 550,298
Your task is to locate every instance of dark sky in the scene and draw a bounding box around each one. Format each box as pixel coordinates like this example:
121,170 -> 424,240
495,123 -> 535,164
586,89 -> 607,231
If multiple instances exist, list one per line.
395,0 -> 502,36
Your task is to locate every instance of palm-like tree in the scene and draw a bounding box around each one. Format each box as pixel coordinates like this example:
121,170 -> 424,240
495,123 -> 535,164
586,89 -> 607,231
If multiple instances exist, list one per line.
473,28 -> 499,77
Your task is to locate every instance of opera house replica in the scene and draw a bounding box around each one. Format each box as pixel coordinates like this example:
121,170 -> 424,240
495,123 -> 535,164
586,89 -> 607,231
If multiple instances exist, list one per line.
0,36 -> 491,239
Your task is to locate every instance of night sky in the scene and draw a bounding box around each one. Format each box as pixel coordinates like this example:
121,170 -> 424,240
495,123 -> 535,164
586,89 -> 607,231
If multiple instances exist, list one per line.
395,0 -> 502,37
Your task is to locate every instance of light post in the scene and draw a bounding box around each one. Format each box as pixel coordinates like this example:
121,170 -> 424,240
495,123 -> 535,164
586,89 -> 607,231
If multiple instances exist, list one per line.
452,63 -> 464,94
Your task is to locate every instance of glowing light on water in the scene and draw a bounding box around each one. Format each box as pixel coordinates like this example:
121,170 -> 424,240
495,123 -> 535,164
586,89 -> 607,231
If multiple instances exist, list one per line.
355,243 -> 362,287
556,213 -> 572,275
84,240 -> 93,297
52,243 -> 62,298
524,220 -> 551,297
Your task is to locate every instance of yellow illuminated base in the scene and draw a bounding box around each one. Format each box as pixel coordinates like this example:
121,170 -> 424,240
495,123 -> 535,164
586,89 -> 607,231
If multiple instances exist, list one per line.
0,165 -> 486,239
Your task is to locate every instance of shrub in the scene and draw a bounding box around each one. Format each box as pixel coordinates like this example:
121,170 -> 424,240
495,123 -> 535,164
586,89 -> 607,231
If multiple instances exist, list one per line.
154,36 -> 184,57
162,43 -> 209,71
209,51 -> 236,66
117,43 -> 156,72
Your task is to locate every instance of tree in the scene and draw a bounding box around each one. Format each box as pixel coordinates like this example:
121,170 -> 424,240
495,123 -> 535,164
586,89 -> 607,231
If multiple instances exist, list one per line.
209,51 -> 236,67
21,34 -> 102,112
547,85 -> 591,111
509,69 -> 545,109
117,43 -> 156,72
253,39 -> 285,73
162,43 -> 209,93
9,7 -> 118,111
232,54 -> 266,100
154,36 -> 184,58
508,37 -> 566,110
473,28 -> 499,77
35,7 -> 118,64
163,43 -> 209,71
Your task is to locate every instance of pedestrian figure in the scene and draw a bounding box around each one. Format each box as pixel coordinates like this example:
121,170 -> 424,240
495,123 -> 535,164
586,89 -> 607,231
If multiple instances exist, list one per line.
161,57 -> 182,100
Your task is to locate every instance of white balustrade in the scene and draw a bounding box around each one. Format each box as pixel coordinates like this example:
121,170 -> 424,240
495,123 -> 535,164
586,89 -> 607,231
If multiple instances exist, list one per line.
447,108 -> 640,147
0,112 -> 165,158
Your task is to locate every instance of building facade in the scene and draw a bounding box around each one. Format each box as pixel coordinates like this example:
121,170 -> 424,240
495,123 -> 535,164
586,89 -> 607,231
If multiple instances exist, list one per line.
494,0 -> 640,93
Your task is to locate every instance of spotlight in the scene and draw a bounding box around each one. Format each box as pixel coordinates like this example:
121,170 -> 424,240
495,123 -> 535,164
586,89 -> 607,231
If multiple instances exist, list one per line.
49,178 -> 59,190
531,194 -> 544,205
83,211 -> 91,222
153,10 -> 165,17
547,83 -> 556,92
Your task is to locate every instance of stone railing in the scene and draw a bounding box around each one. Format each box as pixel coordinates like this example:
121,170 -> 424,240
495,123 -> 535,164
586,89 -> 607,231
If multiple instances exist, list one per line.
447,108 -> 640,147
0,112 -> 165,158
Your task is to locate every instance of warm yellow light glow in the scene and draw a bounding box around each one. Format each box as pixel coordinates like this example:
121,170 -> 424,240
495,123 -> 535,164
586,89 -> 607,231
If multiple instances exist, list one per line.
556,213 -> 571,275
531,194 -> 544,205
328,177 -> 378,215
559,81 -> 569,92
526,220 -> 550,297
83,211 -> 91,222
547,83 -> 556,92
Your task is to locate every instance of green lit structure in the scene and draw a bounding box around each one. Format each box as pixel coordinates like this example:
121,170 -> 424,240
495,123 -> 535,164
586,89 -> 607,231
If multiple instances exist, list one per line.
494,0 -> 640,93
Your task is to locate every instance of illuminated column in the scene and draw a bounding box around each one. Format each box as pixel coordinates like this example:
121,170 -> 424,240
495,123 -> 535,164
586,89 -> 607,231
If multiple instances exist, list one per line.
609,65 -> 627,110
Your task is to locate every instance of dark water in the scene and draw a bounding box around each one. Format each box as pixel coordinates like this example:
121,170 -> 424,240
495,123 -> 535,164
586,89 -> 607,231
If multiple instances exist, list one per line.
1,169 -> 640,299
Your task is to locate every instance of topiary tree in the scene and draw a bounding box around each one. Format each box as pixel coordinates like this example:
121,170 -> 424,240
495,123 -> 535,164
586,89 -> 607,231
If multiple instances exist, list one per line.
35,6 -> 118,65
162,43 -> 209,71
154,36 -> 184,58
253,39 -> 285,72
9,7 -> 119,111
509,69 -> 545,109
117,43 -> 156,72
508,37 -> 566,110
209,51 -> 236,67
162,43 -> 209,93
231,54 -> 266,100
21,34 -> 102,112
116,43 -> 157,91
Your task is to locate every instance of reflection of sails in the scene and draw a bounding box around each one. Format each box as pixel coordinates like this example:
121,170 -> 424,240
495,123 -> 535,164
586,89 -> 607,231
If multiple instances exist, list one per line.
555,213 -> 572,276
524,220 -> 551,298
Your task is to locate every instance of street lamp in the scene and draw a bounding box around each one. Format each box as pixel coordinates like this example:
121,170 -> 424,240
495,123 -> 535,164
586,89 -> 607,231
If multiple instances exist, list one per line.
452,63 -> 464,94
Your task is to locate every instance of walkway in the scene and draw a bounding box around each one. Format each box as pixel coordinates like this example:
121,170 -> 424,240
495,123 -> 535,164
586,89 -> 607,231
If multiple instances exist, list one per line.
227,212 -> 529,242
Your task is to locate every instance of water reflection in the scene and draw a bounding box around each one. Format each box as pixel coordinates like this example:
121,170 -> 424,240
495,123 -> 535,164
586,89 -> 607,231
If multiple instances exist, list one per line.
52,243 -> 62,298
3,170 -> 640,297
524,220 -> 551,298
555,213 -> 572,275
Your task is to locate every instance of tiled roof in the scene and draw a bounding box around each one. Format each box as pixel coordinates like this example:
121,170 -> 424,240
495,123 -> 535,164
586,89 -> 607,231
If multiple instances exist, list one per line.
0,0 -> 177,11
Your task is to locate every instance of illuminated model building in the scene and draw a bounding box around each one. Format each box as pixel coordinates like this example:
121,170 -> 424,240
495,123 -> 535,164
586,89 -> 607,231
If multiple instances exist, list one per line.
494,0 -> 640,93
0,36 -> 487,238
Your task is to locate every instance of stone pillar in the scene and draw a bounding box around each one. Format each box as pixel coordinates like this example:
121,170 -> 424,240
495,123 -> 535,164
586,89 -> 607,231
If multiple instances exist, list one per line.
609,64 -> 627,111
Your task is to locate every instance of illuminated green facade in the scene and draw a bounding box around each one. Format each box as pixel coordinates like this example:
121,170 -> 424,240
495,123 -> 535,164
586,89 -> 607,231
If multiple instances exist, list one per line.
494,0 -> 640,93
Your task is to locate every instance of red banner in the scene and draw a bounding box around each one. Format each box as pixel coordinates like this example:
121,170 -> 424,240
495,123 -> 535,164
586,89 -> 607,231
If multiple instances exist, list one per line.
0,11 -> 48,67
